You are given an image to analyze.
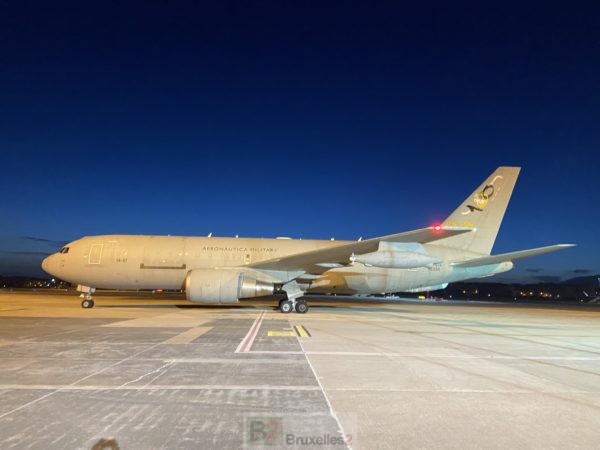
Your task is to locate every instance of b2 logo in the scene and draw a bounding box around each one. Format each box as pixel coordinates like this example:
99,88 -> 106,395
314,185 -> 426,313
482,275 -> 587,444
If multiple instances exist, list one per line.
247,417 -> 283,445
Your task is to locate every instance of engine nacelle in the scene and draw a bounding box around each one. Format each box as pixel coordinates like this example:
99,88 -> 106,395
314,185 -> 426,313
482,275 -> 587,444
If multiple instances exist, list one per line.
354,251 -> 441,269
185,268 -> 275,304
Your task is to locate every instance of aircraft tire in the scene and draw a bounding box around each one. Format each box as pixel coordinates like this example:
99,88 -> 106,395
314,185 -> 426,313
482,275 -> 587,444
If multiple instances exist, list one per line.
81,299 -> 94,309
295,300 -> 309,314
280,300 -> 293,314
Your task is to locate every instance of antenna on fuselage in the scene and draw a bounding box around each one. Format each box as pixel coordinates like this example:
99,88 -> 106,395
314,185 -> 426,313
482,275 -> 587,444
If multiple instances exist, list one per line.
208,232 -> 212,237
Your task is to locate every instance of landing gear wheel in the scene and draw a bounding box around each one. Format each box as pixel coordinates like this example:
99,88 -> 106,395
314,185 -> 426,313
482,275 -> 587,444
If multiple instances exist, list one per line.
295,300 -> 309,314
279,300 -> 294,314
81,299 -> 94,309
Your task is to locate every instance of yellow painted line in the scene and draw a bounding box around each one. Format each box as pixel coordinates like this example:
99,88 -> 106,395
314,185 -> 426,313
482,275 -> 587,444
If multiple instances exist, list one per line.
294,325 -> 311,338
267,330 -> 296,337
163,327 -> 212,344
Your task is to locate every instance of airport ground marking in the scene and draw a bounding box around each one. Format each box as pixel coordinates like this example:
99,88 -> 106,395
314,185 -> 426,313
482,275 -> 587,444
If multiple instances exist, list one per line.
163,326 -> 212,344
296,330 -> 352,449
117,360 -> 175,389
294,325 -> 311,337
235,310 -> 266,353
0,384 -> 322,391
267,330 -> 296,337
242,350 -> 600,360
0,340 -> 166,420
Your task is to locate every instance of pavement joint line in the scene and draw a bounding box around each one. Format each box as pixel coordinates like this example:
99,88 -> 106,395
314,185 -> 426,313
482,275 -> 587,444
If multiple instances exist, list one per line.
0,340 -> 165,420
162,326 -> 212,344
302,352 -> 600,360
0,384 -> 322,391
117,360 -> 175,389
296,328 -> 352,449
166,358 -> 307,363
382,310 -> 600,357
235,311 -> 266,353
246,350 -> 304,354
229,350 -> 600,360
325,388 -> 600,393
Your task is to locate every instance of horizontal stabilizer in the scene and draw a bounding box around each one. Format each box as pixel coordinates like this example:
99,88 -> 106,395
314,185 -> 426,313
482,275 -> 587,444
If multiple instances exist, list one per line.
451,244 -> 576,268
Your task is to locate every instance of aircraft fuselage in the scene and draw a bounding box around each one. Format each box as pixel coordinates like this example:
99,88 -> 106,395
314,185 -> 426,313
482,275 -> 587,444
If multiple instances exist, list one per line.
42,234 -> 511,295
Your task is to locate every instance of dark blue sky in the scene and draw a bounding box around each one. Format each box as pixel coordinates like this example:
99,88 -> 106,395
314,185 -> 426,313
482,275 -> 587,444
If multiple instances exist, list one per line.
1,1 -> 599,280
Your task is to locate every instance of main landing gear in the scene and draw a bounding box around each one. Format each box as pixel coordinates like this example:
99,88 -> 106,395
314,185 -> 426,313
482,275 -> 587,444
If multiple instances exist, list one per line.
278,298 -> 309,314
279,280 -> 307,314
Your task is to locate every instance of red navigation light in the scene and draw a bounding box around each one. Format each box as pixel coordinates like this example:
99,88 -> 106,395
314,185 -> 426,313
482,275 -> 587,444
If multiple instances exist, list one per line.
433,225 -> 442,232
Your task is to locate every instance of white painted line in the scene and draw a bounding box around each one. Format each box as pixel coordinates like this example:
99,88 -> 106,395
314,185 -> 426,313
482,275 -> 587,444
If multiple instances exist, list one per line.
0,384 -> 321,391
167,357 -> 306,363
245,350 -> 600,360
0,341 -> 164,420
305,352 -> 600,360
327,388 -> 538,393
297,336 -> 353,450
244,350 -> 304,355
235,311 -> 266,353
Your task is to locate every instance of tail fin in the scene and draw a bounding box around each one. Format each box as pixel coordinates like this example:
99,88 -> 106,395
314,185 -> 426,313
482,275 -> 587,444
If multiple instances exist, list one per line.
442,166 -> 521,255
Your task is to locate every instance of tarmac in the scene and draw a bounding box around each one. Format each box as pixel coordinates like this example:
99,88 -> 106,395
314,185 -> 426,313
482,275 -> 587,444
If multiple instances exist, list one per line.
1,290 -> 600,449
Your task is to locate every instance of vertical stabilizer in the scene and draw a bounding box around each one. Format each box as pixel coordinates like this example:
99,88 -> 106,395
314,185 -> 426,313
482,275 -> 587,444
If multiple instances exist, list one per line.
442,166 -> 521,255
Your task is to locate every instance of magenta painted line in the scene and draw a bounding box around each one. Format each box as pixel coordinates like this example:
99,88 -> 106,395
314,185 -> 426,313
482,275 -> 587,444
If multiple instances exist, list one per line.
235,311 -> 265,353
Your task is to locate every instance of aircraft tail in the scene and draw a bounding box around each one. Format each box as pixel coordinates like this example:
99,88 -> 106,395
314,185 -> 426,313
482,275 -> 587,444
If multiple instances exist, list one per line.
441,166 -> 521,255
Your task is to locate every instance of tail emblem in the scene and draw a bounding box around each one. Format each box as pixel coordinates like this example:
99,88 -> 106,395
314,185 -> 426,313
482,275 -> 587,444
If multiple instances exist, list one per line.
461,175 -> 503,215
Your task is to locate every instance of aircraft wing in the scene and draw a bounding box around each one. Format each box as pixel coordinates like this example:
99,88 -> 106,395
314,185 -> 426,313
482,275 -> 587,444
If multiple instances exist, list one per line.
248,226 -> 473,273
451,244 -> 576,268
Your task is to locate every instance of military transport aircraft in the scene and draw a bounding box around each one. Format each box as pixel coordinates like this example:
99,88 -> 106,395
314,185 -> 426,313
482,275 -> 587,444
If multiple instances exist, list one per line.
42,167 -> 574,313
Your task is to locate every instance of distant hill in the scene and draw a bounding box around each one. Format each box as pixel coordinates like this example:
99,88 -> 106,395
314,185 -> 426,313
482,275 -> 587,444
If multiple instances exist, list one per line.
561,275 -> 600,286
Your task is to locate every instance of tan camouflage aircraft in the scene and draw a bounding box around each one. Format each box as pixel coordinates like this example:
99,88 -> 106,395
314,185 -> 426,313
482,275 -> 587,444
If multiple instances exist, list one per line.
42,167 -> 574,313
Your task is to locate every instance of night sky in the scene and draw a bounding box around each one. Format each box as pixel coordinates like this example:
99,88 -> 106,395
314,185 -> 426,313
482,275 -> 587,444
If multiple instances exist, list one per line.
1,1 -> 599,281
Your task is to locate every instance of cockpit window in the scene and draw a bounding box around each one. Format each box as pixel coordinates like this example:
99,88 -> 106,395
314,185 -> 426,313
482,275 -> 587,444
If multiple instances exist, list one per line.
59,247 -> 70,254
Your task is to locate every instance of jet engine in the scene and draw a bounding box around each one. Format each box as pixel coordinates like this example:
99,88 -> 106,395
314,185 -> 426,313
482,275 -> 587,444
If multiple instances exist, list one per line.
185,268 -> 275,304
353,251 -> 441,269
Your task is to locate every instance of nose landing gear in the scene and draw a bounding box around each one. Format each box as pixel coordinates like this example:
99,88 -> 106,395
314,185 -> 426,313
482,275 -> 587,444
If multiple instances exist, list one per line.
77,285 -> 96,309
81,295 -> 94,309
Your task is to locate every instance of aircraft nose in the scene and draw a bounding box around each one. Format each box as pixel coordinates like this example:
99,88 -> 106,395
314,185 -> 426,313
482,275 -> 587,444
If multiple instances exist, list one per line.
42,255 -> 54,275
